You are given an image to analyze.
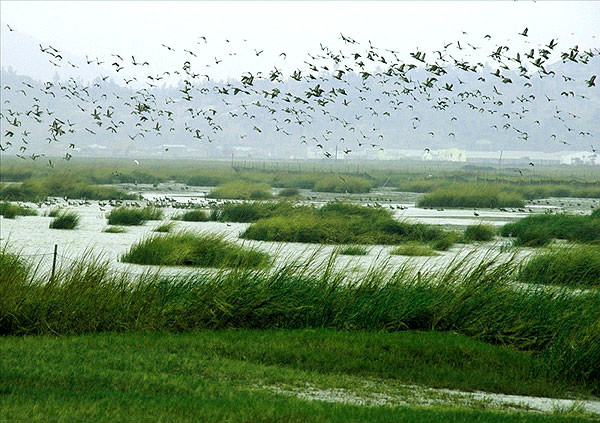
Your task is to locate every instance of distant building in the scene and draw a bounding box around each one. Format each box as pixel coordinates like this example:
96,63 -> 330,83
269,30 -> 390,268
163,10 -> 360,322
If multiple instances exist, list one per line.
560,152 -> 598,166
437,148 -> 467,162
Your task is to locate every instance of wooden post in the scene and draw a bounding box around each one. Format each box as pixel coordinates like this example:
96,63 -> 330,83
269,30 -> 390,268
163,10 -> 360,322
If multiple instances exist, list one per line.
50,244 -> 57,283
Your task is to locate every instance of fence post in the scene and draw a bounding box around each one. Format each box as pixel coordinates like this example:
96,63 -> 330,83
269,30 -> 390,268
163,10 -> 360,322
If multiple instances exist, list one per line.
50,244 -> 57,283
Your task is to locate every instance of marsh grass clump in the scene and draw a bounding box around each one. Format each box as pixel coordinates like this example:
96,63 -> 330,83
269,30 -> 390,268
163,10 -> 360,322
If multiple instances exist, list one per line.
518,246 -> 600,288
339,245 -> 369,256
121,231 -> 270,269
0,202 -> 37,219
390,243 -> 439,257
49,210 -> 80,230
312,175 -> 373,193
153,222 -> 176,233
418,185 -> 525,209
103,226 -> 126,234
242,202 -> 452,246
277,187 -> 300,197
46,207 -> 63,217
501,213 -> 600,246
210,201 -> 296,223
107,206 -> 163,226
464,224 -> 496,242
208,180 -> 273,200
173,210 -> 209,222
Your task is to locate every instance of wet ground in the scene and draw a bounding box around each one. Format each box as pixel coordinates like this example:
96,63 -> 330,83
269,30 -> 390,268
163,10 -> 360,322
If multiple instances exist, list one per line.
1,184 -> 597,276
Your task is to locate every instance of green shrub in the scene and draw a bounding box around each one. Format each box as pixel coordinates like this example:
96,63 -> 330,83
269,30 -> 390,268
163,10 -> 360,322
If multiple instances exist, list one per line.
518,246 -> 600,288
49,210 -> 80,230
121,231 -> 269,269
464,224 -> 496,242
418,185 -> 525,208
208,181 -> 273,200
107,206 -> 163,226
173,210 -> 209,222
0,202 -> 37,219
339,245 -> 369,256
390,243 -> 439,256
103,226 -> 126,233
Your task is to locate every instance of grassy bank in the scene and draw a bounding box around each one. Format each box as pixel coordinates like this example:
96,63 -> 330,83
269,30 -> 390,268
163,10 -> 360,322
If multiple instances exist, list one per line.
418,185 -> 526,208
121,232 -> 270,269
501,211 -> 600,246
1,331 -> 598,423
0,174 -> 137,202
107,206 -> 163,226
208,180 -> 273,200
1,249 -> 598,391
0,202 -> 38,218
241,203 -> 454,246
518,246 -> 600,288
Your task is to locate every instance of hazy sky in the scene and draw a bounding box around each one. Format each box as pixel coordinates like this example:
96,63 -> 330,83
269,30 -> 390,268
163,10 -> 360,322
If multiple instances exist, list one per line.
2,1 -> 599,81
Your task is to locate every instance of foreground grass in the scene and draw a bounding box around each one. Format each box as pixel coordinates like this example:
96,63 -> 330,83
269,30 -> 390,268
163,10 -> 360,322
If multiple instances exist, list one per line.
0,202 -> 37,218
501,211 -> 600,246
1,249 -> 598,391
242,202 -> 454,246
418,185 -> 525,208
121,231 -> 270,269
1,331 -> 598,423
518,246 -> 600,288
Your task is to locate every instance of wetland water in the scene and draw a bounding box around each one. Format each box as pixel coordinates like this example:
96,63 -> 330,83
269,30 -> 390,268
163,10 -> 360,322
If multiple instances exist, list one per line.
1,185 -> 597,276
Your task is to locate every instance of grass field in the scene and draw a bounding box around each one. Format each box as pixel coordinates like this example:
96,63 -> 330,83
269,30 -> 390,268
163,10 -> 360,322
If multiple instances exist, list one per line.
1,330 -> 598,423
107,206 -> 163,226
0,202 -> 38,218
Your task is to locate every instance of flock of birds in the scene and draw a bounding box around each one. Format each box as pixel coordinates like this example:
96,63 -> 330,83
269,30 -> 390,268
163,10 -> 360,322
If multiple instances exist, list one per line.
1,23 -> 599,167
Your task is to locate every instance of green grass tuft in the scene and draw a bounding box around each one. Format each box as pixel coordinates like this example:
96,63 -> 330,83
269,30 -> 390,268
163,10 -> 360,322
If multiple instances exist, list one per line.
173,209 -> 209,222
102,226 -> 126,233
501,213 -> 600,246
49,210 -> 80,230
464,224 -> 497,242
107,206 -> 163,226
210,201 -> 296,223
339,245 -> 369,256
153,221 -> 176,233
121,231 -> 270,268
0,202 -> 38,218
518,246 -> 600,288
390,243 -> 439,256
